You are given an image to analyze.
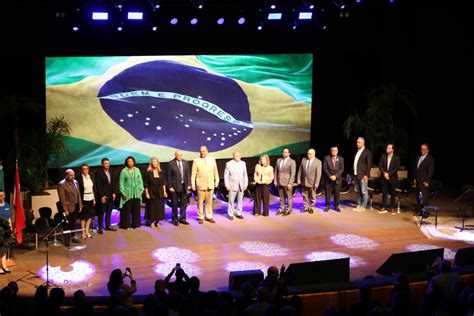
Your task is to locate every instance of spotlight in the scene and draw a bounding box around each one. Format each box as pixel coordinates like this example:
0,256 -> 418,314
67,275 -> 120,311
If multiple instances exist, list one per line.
291,21 -> 297,30
270,4 -> 276,9
170,18 -> 178,25
299,12 -> 312,20
267,13 -> 282,20
117,26 -> 123,31
127,12 -> 143,20
72,26 -> 79,31
190,0 -> 204,10
217,18 -> 224,25
152,26 -> 157,31
238,17 -> 246,25
190,18 -> 198,25
309,5 -> 314,9
92,12 -> 108,20
257,23 -> 263,30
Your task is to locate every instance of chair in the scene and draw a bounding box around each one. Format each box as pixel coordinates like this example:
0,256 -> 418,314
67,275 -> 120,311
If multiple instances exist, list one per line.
395,170 -> 412,213
419,179 -> 443,228
455,187 -> 474,231
367,167 -> 382,210
23,209 -> 39,250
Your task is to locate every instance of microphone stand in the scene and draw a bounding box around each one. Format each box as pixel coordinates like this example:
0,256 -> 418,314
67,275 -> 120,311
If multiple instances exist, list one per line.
39,215 -> 68,288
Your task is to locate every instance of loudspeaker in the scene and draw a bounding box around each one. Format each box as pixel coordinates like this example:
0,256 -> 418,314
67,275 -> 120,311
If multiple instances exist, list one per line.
455,247 -> 474,267
376,248 -> 444,276
228,270 -> 264,290
285,258 -> 350,285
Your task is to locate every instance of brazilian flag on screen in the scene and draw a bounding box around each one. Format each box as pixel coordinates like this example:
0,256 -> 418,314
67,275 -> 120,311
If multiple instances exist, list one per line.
46,54 -> 312,167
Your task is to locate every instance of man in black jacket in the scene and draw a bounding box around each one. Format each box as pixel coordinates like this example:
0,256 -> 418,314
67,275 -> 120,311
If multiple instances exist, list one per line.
378,144 -> 400,214
94,158 -> 118,234
352,137 -> 372,212
414,143 -> 435,211
167,150 -> 191,226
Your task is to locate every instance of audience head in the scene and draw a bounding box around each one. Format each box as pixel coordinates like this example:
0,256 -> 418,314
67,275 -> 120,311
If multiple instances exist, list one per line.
73,289 -> 86,304
189,276 -> 200,292
49,287 -> 66,305
267,266 -> 279,280
109,268 -> 125,285
7,281 -> 18,295
438,259 -> 451,273
241,281 -> 254,298
154,279 -> 166,293
175,268 -> 185,281
34,285 -> 48,302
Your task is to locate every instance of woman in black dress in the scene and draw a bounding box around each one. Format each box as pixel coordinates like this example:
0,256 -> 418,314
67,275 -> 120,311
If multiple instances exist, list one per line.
145,157 -> 167,227
77,164 -> 96,239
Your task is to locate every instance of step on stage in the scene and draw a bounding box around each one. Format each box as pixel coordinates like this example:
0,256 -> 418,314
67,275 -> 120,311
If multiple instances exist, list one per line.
5,195 -> 471,296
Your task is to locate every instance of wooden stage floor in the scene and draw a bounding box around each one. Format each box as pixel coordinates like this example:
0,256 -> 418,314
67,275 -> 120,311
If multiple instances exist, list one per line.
2,193 -> 472,296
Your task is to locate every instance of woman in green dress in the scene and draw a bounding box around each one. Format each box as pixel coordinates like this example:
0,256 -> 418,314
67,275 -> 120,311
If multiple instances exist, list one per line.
119,156 -> 144,229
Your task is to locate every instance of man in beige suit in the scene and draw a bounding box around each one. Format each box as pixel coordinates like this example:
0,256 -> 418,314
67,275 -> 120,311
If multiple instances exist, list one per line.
297,148 -> 322,214
191,146 -> 220,224
57,169 -> 83,247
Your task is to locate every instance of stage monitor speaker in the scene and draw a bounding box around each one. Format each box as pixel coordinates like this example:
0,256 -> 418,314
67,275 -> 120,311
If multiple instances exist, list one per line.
285,258 -> 350,285
455,247 -> 474,267
376,248 -> 444,276
228,270 -> 264,291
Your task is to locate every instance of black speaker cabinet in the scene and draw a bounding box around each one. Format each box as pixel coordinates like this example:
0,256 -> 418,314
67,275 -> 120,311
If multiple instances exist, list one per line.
285,258 -> 350,285
376,248 -> 444,276
455,247 -> 474,267
228,270 -> 264,290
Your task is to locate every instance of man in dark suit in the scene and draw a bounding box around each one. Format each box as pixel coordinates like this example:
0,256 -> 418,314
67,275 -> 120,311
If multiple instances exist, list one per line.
57,169 -> 82,247
352,137 -> 372,212
414,143 -> 435,211
167,150 -> 191,226
274,147 -> 296,216
323,147 -> 344,212
94,158 -> 118,234
378,144 -> 400,214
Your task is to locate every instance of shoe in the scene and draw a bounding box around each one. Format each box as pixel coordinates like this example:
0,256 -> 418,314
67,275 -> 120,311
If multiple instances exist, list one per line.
228,216 -> 234,221
2,267 -> 11,274
0,270 -> 4,275
179,220 -> 190,225
98,228 -> 103,235
205,218 -> 216,223
153,222 -> 161,227
324,206 -> 330,212
81,236 -> 87,240
352,207 -> 366,212
309,209 -> 314,214
71,237 -> 81,244
275,210 -> 284,216
283,210 -> 292,216
105,227 -> 117,232
172,221 -> 179,226
236,215 -> 244,219
198,219 -> 204,224
335,207 -> 342,212
300,209 -> 309,213
391,209 -> 397,215
378,208 -> 388,214
254,213 -> 260,217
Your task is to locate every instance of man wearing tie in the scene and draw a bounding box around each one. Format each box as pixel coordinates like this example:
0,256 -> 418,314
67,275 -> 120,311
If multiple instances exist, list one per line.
352,137 -> 372,212
94,158 -> 118,234
57,169 -> 82,247
378,144 -> 400,214
167,150 -> 191,226
224,152 -> 248,220
274,147 -> 296,216
414,143 -> 435,211
297,148 -> 322,214
323,147 -> 344,212
191,146 -> 219,224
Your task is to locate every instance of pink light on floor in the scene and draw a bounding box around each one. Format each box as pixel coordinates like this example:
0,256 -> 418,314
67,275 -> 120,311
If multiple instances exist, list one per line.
406,244 -> 456,260
305,251 -> 367,268
39,260 -> 96,285
151,247 -> 200,263
225,261 -> 268,274
329,234 -> 380,249
239,241 -> 289,257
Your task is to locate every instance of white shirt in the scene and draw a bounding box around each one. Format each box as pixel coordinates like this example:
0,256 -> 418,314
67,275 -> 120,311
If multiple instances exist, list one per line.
82,174 -> 94,201
353,147 -> 365,176
417,154 -> 427,168
387,154 -> 393,170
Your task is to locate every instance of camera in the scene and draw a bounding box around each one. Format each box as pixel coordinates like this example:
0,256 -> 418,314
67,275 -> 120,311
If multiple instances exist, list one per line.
125,267 -> 131,275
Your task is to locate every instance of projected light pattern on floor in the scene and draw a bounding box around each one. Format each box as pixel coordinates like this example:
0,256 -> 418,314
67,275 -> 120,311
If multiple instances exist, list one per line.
305,251 -> 367,268
154,262 -> 202,278
39,260 -> 95,285
225,261 -> 268,274
152,247 -> 200,262
420,225 -> 474,244
240,241 -> 289,257
406,244 -> 456,260
329,234 -> 380,249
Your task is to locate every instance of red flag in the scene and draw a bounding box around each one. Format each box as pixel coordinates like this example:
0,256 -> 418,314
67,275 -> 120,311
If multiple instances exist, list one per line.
14,160 -> 25,244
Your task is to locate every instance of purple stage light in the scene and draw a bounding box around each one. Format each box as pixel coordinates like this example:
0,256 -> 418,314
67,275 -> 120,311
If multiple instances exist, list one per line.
152,247 -> 200,262
406,244 -> 456,260
72,26 -> 79,31
170,18 -> 178,25
154,262 -> 202,277
39,260 -> 96,285
92,12 -> 108,20
329,234 -> 380,249
217,18 -> 225,25
240,241 -> 289,257
238,17 -> 246,25
190,18 -> 198,25
225,261 -> 268,274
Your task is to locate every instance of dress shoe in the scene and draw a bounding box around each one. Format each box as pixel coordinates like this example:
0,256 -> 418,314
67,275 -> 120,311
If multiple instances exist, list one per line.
2,267 -> 11,274
105,227 -> 117,232
324,206 -> 330,212
154,222 -> 161,227
236,215 -> 244,219
0,269 -> 5,275
283,210 -> 292,216
228,216 -> 234,221
275,210 -> 284,216
172,220 -> 179,226
254,213 -> 260,217
71,237 -> 81,244
179,219 -> 190,225
198,219 -> 204,224
98,228 -> 104,235
335,207 -> 342,213
300,209 -> 309,213
309,209 -> 314,214
205,218 -> 216,223
378,208 -> 388,214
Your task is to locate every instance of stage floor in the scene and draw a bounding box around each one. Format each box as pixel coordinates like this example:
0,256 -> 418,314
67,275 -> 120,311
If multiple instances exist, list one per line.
3,193 -> 472,296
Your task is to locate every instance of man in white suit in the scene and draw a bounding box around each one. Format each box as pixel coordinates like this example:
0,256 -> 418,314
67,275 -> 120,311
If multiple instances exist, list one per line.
224,151 -> 248,220
191,146 -> 219,224
274,147 -> 297,216
297,148 -> 322,214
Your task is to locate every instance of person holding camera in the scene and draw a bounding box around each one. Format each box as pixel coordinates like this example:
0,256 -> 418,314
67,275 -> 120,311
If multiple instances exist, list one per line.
164,264 -> 191,295
107,267 -> 137,307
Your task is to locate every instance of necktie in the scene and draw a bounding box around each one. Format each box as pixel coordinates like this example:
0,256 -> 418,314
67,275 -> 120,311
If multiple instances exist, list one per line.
306,159 -> 310,172
417,156 -> 424,169
178,161 -> 184,183
332,158 -> 336,169
280,158 -> 285,170
105,170 -> 111,184
71,182 -> 78,204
